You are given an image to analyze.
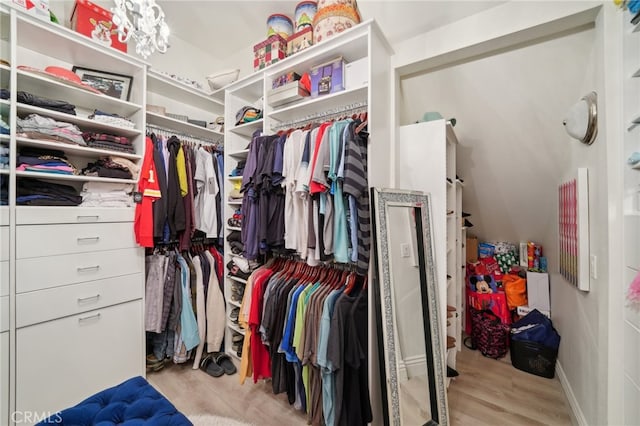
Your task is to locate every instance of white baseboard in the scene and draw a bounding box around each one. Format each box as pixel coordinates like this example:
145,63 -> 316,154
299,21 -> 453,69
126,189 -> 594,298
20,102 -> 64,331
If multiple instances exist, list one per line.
556,361 -> 587,426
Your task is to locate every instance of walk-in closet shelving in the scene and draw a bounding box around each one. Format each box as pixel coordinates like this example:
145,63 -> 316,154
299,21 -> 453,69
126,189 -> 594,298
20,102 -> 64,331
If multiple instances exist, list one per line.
2,5 -> 147,425
398,119 -> 463,388
622,9 -> 640,425
223,19 -> 392,419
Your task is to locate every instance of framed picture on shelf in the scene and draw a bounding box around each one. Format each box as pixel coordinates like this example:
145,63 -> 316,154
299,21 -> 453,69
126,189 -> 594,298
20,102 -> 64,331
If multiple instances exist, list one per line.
72,66 -> 133,101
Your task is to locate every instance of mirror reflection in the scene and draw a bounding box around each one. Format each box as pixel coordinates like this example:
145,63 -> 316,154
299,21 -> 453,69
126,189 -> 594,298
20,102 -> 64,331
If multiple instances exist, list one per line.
371,189 -> 448,426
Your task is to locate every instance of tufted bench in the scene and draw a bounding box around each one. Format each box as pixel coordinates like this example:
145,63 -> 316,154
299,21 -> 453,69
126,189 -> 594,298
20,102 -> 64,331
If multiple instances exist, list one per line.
36,376 -> 192,425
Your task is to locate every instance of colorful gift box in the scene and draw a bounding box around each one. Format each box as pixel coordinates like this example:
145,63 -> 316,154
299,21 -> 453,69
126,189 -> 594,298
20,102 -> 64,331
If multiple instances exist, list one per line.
12,0 -> 50,22
253,34 -> 287,71
70,0 -> 127,53
309,56 -> 344,97
286,27 -> 313,57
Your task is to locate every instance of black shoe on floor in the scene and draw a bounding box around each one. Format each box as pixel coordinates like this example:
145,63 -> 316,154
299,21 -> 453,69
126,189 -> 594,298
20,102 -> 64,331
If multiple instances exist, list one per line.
461,211 -> 471,218
447,366 -> 459,377
464,219 -> 474,228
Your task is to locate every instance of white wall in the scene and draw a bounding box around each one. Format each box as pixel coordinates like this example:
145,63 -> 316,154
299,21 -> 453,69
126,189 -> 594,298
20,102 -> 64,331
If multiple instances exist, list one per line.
393,3 -> 614,425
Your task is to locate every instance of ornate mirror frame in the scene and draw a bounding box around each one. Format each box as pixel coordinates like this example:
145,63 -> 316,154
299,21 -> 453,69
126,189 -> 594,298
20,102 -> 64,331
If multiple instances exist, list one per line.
370,188 -> 449,426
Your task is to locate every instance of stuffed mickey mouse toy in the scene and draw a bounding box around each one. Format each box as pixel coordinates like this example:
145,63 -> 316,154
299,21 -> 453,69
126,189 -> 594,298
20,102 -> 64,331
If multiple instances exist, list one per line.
469,275 -> 497,294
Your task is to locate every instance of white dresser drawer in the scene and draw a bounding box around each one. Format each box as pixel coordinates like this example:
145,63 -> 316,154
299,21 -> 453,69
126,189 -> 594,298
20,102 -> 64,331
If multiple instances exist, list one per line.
0,227 -> 7,261
1,331 -> 7,426
16,206 -> 134,225
16,300 -> 143,420
17,273 -> 143,327
17,222 -> 137,259
17,247 -> 143,293
0,261 -> 7,297
0,207 -> 8,226
0,296 -> 7,332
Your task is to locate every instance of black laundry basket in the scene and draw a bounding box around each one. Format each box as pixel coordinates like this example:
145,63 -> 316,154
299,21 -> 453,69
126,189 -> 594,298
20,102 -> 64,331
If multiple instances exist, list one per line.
509,309 -> 561,379
509,339 -> 558,379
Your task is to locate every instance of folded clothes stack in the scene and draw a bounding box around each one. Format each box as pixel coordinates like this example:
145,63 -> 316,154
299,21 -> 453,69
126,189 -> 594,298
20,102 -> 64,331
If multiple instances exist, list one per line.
0,145 -> 8,170
88,109 -> 135,129
0,175 -> 7,205
80,181 -> 135,207
17,147 -> 77,175
17,178 -> 82,206
229,160 -> 245,177
226,230 -> 244,254
0,118 -> 9,135
17,114 -> 85,145
17,90 -> 76,115
82,132 -> 135,154
81,156 -> 139,180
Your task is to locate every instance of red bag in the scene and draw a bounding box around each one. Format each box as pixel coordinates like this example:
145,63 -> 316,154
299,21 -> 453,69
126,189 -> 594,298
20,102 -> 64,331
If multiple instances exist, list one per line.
465,288 -> 511,336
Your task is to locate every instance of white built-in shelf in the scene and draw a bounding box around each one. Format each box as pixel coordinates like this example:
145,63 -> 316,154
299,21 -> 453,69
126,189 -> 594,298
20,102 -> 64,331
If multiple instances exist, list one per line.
15,136 -> 142,161
227,275 -> 247,284
0,99 -> 8,115
228,149 -> 250,158
269,85 -> 367,124
225,73 -> 264,104
16,170 -> 137,184
209,87 -> 225,103
0,169 -> 8,176
0,9 -> 8,42
229,119 -> 263,137
146,69 -> 223,111
16,103 -> 141,138
446,122 -> 459,144
16,69 -> 142,117
15,12 -> 145,75
146,111 -> 222,140
228,299 -> 241,309
0,63 -> 9,84
227,226 -> 241,231
227,322 -> 246,336
227,176 -> 243,182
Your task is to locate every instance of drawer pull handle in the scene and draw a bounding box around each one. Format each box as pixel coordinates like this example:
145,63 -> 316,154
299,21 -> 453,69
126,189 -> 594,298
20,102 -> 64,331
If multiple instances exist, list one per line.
76,215 -> 100,222
77,294 -> 100,303
77,265 -> 100,272
78,313 -> 101,322
77,236 -> 100,243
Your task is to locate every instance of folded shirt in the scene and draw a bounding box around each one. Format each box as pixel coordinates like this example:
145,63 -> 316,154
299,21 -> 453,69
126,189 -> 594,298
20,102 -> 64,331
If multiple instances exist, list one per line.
17,90 -> 76,115
17,178 -> 82,206
85,140 -> 135,154
17,114 -> 85,146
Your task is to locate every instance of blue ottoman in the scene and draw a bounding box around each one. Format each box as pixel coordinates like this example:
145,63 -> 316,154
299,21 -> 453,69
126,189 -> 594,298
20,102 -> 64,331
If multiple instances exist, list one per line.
37,376 -> 192,425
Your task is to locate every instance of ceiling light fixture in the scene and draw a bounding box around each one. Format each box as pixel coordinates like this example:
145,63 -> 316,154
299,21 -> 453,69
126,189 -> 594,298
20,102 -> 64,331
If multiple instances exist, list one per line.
111,0 -> 170,59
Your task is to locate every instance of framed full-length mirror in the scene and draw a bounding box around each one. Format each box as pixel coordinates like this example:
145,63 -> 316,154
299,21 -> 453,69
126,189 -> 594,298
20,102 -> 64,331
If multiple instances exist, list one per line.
370,188 -> 448,426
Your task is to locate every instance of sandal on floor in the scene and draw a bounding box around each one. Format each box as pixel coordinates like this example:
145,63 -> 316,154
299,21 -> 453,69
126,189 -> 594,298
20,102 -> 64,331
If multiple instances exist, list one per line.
200,354 -> 224,378
213,352 -> 237,375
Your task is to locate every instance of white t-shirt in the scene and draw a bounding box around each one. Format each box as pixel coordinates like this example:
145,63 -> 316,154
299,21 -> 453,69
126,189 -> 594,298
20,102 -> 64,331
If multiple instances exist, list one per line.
194,147 -> 219,238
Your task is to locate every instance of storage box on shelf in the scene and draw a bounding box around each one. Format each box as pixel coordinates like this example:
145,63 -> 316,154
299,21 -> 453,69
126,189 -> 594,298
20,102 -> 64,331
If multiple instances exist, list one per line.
3,6 -> 145,423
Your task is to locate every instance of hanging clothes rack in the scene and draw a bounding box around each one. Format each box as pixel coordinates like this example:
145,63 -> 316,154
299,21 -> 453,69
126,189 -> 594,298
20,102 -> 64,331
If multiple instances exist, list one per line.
270,101 -> 368,131
146,123 -> 223,147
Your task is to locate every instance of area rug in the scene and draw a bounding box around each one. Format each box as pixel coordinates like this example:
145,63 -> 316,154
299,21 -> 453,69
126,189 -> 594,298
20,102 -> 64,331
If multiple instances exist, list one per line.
187,414 -> 254,426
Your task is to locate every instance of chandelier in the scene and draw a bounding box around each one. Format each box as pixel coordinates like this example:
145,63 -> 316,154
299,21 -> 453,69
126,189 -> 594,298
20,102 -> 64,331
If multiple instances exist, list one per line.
111,0 -> 170,59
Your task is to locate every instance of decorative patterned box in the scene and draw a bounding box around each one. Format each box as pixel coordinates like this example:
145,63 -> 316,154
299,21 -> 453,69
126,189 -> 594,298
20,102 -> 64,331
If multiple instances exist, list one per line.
253,34 -> 287,71
70,0 -> 127,53
286,27 -> 313,57
310,56 -> 344,97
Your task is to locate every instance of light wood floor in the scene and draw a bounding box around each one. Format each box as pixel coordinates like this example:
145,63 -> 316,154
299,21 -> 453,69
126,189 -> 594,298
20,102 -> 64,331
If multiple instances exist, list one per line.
149,346 -> 573,425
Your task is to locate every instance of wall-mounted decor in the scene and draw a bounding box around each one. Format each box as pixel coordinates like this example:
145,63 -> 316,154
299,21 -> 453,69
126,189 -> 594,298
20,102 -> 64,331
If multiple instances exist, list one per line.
72,66 -> 132,101
558,168 -> 590,291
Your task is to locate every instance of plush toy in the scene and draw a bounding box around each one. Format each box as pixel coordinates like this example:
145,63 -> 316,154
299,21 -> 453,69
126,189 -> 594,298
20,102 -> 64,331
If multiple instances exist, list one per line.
469,275 -> 497,294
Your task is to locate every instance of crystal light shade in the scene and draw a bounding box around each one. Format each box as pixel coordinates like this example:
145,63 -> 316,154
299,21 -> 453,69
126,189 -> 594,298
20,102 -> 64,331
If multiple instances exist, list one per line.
111,0 -> 170,59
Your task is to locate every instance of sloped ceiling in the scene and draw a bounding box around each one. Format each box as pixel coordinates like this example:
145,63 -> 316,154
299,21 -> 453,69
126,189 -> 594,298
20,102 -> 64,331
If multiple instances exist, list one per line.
157,0 -> 503,60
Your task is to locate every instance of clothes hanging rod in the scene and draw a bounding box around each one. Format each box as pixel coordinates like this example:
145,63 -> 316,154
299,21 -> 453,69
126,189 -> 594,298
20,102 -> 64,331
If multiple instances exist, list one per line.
271,101 -> 368,131
146,124 -> 223,146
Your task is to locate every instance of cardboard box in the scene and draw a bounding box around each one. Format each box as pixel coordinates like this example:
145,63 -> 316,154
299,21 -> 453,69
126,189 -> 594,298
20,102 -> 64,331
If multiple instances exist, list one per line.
70,0 -> 127,53
466,235 -> 478,262
526,271 -> 550,311
516,305 -> 551,319
286,27 -> 313,56
345,57 -> 368,90
272,72 -> 301,90
253,34 -> 287,71
310,57 -> 344,97
12,0 -> 50,22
